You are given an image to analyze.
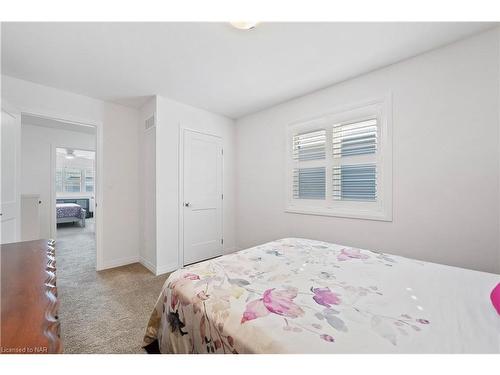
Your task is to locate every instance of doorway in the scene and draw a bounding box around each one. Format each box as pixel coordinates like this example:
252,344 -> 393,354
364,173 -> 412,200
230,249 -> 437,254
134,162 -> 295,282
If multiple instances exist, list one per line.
1,106 -> 21,244
17,112 -> 102,270
180,129 -> 223,266
54,147 -> 96,251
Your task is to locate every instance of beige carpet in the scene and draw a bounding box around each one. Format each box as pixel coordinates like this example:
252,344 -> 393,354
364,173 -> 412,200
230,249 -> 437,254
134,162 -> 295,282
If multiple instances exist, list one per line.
56,218 -> 169,353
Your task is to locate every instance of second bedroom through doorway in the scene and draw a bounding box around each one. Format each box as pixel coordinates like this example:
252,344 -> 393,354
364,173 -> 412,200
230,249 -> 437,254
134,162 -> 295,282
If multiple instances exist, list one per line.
20,114 -> 98,269
55,147 -> 95,247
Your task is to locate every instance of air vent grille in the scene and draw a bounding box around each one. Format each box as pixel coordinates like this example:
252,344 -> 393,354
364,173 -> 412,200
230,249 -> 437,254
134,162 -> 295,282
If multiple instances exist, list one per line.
145,114 -> 155,130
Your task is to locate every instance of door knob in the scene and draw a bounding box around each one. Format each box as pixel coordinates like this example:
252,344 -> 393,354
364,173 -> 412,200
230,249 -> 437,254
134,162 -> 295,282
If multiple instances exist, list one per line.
184,202 -> 190,207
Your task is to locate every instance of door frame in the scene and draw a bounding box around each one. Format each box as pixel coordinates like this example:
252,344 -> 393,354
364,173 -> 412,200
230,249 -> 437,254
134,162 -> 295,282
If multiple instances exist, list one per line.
21,111 -> 104,271
178,126 -> 223,268
1,101 -> 22,243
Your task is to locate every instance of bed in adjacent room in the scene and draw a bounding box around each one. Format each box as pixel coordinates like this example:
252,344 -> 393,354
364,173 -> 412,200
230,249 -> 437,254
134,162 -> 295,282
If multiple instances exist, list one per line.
56,202 -> 86,226
143,238 -> 500,354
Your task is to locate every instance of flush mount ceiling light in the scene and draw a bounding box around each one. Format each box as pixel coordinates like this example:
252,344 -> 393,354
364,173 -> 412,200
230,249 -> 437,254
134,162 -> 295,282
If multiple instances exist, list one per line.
230,22 -> 259,30
65,149 -> 75,159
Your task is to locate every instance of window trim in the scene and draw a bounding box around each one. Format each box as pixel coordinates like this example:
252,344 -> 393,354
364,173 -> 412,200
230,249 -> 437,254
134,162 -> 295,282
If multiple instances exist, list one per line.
285,94 -> 393,221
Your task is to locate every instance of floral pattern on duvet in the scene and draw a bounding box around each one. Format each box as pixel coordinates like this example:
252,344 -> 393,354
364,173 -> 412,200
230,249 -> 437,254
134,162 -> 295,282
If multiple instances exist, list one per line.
144,238 -> 430,353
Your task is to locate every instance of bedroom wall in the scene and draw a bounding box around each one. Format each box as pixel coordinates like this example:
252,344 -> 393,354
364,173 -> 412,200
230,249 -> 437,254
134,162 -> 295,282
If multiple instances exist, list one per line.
235,29 -> 500,273
155,95 -> 235,274
20,123 -> 95,239
2,75 -> 141,270
138,97 -> 157,273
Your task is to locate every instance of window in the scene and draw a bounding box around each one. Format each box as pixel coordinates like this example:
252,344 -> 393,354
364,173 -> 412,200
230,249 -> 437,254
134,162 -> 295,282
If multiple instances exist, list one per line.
56,167 -> 95,194
64,168 -> 82,193
292,129 -> 327,200
55,169 -> 63,193
286,96 -> 392,221
85,168 -> 94,193
293,167 -> 326,199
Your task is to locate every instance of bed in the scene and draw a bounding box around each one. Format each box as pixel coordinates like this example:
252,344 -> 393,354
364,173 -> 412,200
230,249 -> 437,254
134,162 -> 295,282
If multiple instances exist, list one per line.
143,238 -> 500,354
56,203 -> 86,227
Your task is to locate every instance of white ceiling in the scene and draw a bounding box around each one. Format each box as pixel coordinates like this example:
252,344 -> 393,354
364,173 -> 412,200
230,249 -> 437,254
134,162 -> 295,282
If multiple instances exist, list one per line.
2,22 -> 496,119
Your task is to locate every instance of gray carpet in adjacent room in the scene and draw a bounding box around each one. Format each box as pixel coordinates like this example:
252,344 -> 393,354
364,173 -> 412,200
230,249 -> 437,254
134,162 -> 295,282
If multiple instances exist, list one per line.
56,218 -> 169,353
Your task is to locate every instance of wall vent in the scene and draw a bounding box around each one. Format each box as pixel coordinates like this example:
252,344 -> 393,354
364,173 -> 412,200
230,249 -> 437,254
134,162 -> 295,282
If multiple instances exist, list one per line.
145,113 -> 156,130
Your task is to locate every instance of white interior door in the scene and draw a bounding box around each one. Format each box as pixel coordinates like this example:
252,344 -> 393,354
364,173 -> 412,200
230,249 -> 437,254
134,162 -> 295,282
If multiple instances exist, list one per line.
1,106 -> 21,244
182,129 -> 223,265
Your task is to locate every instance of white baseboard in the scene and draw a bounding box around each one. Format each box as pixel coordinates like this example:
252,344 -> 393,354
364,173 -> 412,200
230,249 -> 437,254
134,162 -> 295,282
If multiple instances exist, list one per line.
113,249 -> 238,276
99,256 -> 178,275
139,256 -> 156,274
155,262 -> 179,276
98,255 -> 140,271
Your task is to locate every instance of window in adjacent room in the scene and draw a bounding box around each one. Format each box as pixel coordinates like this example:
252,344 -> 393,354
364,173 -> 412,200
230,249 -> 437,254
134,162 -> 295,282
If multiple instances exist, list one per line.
286,95 -> 392,221
85,168 -> 94,193
64,168 -> 82,193
55,169 -> 63,193
55,149 -> 95,194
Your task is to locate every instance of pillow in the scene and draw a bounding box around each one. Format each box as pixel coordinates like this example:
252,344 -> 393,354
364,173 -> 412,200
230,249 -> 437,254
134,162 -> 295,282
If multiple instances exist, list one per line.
491,283 -> 500,315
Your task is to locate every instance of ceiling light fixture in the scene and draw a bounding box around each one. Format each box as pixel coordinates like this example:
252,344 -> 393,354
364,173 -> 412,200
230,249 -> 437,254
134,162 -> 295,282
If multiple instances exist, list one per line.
230,22 -> 259,30
65,149 -> 75,159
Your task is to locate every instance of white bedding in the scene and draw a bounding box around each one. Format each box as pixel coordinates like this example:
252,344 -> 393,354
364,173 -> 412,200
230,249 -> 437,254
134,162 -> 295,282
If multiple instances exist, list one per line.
144,238 -> 500,353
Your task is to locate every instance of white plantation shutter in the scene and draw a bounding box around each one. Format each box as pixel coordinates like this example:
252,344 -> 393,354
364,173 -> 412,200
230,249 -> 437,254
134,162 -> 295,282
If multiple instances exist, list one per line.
332,164 -> 376,201
332,118 -> 378,202
293,167 -> 326,199
292,129 -> 327,200
293,129 -> 326,161
287,98 -> 392,221
55,168 -> 63,193
85,168 -> 94,193
333,118 -> 377,158
64,168 -> 82,193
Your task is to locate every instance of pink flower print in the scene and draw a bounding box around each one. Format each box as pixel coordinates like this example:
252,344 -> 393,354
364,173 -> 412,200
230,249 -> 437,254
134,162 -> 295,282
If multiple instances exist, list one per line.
241,298 -> 270,323
183,273 -> 201,281
241,287 -> 304,323
262,288 -> 304,318
320,334 -> 335,342
416,319 -> 429,324
170,273 -> 201,308
337,248 -> 369,261
170,273 -> 200,288
311,287 -> 341,308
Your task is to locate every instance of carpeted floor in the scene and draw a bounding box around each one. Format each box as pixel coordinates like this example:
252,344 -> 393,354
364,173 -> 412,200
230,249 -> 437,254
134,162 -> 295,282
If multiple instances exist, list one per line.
56,218 -> 169,353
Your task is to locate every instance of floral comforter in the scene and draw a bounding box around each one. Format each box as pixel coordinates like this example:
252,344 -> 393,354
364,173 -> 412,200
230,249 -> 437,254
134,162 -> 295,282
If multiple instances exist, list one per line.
143,238 -> 500,353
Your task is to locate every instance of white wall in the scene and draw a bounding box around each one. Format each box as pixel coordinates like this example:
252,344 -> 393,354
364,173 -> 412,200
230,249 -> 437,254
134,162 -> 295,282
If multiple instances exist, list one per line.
20,123 -> 95,239
101,102 -> 140,269
138,97 -> 157,273
235,29 -> 500,274
2,75 -> 141,270
156,95 -> 235,274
